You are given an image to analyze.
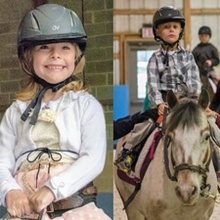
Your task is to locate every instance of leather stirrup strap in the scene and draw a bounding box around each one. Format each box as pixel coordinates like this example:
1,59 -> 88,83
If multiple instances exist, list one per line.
162,107 -> 168,134
123,182 -> 141,210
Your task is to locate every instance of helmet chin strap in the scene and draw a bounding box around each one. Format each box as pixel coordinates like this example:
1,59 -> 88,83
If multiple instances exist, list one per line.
161,38 -> 179,66
21,74 -> 77,125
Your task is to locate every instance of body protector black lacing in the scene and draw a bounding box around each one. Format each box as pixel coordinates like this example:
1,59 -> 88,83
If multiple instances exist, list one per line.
17,147 -> 78,188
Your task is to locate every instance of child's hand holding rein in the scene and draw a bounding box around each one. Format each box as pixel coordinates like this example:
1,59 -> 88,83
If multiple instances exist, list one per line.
158,103 -> 167,116
6,189 -> 31,217
29,186 -> 55,214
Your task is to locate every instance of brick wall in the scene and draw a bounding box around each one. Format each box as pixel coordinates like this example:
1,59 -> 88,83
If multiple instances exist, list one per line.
81,0 -> 113,192
0,0 -> 113,193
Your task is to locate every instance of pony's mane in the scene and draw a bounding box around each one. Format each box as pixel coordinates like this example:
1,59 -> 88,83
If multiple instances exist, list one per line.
167,93 -> 205,132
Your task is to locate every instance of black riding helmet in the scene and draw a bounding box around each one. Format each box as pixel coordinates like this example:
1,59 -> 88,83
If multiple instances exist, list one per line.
198,26 -> 211,37
153,6 -> 185,45
18,4 -> 87,125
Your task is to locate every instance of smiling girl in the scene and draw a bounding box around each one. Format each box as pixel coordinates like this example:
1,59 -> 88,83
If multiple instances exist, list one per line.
0,4 -> 110,220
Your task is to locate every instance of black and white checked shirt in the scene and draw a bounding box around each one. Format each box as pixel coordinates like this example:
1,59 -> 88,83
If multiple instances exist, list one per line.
147,45 -> 201,106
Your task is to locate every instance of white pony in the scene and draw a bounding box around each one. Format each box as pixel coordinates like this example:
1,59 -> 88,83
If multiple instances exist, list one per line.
114,90 -> 218,220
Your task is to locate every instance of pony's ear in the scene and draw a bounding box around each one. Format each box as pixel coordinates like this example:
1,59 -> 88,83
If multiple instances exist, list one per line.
198,88 -> 209,109
167,90 -> 179,109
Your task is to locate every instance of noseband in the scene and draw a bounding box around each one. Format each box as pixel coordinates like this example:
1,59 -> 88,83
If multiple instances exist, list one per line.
163,134 -> 212,193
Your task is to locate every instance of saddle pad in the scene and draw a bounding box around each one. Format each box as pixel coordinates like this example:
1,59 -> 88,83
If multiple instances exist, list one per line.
117,130 -> 162,185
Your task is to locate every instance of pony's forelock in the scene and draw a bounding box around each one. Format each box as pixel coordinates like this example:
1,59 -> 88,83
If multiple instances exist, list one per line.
167,97 -> 206,132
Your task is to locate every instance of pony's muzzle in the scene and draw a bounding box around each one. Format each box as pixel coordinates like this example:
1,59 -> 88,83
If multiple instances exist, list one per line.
175,184 -> 198,204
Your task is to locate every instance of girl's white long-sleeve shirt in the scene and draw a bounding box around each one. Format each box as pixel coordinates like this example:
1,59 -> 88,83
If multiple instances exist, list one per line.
0,91 -> 106,206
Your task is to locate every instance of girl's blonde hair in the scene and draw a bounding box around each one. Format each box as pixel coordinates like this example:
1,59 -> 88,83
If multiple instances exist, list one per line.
16,43 -> 85,101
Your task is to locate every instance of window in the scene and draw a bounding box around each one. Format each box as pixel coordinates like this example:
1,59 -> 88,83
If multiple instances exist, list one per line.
137,50 -> 155,99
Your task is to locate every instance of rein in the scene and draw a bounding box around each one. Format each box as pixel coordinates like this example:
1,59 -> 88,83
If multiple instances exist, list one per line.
163,134 -> 214,198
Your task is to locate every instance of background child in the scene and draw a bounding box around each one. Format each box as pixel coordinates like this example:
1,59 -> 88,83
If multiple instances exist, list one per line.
192,26 -> 220,100
0,4 -> 110,220
148,6 -> 201,116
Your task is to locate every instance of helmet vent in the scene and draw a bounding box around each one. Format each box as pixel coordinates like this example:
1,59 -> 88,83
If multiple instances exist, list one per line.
32,13 -> 41,31
69,11 -> 76,27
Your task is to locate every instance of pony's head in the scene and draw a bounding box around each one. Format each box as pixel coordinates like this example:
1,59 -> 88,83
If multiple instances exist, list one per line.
165,89 -> 211,205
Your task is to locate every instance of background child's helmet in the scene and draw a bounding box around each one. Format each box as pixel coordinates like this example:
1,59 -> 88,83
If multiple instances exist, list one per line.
18,4 -> 87,58
152,6 -> 185,42
198,26 -> 212,37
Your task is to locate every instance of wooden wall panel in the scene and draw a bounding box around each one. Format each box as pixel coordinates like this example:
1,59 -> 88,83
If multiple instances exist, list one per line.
130,0 -> 145,9
143,14 -> 154,23
114,15 -> 129,32
173,0 -> 183,8
204,0 -> 218,8
143,0 -> 158,9
114,0 -> 129,9
184,0 -> 191,50
159,0 -> 173,7
129,15 -> 144,32
190,15 -> 202,49
190,0 -> 203,8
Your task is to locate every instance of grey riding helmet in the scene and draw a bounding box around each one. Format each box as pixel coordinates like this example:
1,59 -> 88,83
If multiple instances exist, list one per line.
18,4 -> 87,58
152,6 -> 185,42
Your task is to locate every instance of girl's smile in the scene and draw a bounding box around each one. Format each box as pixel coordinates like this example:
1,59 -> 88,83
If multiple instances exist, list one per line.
45,65 -> 66,71
32,42 -> 76,84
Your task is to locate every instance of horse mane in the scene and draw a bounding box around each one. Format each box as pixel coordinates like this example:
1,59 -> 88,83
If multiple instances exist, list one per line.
167,93 -> 205,132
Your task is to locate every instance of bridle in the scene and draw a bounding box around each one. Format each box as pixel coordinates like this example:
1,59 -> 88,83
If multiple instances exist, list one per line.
163,133 -> 213,197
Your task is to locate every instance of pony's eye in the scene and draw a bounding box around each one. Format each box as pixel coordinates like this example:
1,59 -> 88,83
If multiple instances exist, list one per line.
205,134 -> 210,141
203,133 -> 210,142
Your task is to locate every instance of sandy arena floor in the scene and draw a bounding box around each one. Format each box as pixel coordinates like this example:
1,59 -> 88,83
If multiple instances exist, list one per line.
114,183 -> 220,220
